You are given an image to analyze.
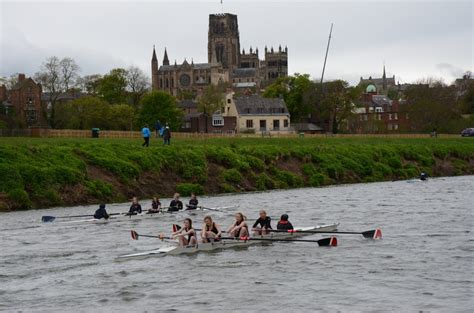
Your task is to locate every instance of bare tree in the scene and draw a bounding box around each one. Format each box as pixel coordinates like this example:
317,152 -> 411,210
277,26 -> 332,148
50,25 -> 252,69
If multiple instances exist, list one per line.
60,57 -> 80,91
77,74 -> 102,94
34,56 -> 80,128
126,66 -> 149,108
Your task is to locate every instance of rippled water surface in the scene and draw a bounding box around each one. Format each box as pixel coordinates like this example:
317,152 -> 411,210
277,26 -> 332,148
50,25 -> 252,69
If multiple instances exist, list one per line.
1,176 -> 473,312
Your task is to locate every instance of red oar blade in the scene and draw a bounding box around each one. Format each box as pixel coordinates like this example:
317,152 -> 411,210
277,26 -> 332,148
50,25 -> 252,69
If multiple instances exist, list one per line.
362,228 -> 382,239
131,230 -> 139,240
317,236 -> 338,247
172,224 -> 181,232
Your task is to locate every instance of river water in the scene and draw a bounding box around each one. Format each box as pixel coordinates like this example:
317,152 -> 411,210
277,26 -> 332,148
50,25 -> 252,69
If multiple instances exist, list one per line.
0,176 -> 473,312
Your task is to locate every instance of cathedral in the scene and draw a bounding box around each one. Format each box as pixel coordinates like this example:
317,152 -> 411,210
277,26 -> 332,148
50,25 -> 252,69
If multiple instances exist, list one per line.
151,13 -> 288,97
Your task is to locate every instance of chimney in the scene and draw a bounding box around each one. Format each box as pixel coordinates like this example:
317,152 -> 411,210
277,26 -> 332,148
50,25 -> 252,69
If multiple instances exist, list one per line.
19,73 -> 26,82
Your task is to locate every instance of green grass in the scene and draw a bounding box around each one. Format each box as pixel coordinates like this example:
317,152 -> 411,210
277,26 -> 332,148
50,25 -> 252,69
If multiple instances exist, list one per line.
0,136 -> 473,211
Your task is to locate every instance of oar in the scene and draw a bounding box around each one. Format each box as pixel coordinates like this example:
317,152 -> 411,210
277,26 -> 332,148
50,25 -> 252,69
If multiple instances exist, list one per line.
130,230 -> 337,246
265,228 -> 382,239
41,212 -> 124,223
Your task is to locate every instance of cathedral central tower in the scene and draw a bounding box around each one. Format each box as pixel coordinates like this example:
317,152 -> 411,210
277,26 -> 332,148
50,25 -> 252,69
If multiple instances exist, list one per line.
208,13 -> 240,71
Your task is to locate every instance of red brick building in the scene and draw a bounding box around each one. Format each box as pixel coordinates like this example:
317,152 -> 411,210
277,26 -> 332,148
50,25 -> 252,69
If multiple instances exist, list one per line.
347,85 -> 412,133
0,74 -> 45,127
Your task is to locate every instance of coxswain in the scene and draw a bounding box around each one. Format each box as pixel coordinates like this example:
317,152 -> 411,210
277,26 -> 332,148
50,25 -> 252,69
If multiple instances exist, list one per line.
128,196 -> 142,215
168,193 -> 183,212
227,212 -> 249,238
201,215 -> 222,242
252,210 -> 272,235
172,218 -> 197,247
148,197 -> 161,213
186,192 -> 199,210
420,172 -> 429,181
94,203 -> 109,220
276,214 -> 294,230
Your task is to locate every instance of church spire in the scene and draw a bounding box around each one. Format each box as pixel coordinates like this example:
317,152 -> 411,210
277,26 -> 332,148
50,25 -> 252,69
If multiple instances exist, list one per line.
152,45 -> 157,62
382,64 -> 387,92
163,48 -> 170,66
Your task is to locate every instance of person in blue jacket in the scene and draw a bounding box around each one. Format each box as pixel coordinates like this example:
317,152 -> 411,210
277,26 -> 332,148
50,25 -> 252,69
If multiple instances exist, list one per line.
142,124 -> 151,147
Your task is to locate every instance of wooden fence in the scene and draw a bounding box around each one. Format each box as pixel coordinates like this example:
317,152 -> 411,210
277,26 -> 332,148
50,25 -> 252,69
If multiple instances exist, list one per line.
0,128 -> 460,139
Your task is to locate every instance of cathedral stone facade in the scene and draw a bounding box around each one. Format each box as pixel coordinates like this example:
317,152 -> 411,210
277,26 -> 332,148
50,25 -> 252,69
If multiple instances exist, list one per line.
151,13 -> 288,96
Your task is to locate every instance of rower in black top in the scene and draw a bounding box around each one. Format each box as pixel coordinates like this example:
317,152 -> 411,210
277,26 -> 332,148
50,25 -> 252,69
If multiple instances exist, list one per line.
148,197 -> 161,213
252,210 -> 272,235
94,203 -> 110,220
186,192 -> 199,210
276,214 -> 294,230
128,197 -> 142,215
168,193 -> 183,212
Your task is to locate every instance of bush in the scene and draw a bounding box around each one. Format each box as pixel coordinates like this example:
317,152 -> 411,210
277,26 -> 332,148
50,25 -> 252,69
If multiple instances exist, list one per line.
309,173 -> 325,187
0,165 -> 23,192
85,180 -> 114,199
176,183 -> 204,196
222,168 -> 242,184
7,189 -> 32,210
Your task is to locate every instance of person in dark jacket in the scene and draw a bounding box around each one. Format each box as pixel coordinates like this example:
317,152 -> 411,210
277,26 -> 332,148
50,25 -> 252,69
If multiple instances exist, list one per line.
168,193 -> 183,212
94,204 -> 109,220
252,210 -> 272,235
186,193 -> 199,210
148,197 -> 161,213
128,197 -> 142,215
277,214 -> 294,230
163,126 -> 171,145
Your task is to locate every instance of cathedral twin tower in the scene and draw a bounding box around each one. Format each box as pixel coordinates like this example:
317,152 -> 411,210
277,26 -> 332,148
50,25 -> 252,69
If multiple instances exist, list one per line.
151,13 -> 288,96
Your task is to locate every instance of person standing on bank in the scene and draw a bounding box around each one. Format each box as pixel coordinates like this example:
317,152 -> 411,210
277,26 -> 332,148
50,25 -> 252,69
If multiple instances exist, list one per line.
155,120 -> 162,138
163,126 -> 171,145
142,124 -> 151,147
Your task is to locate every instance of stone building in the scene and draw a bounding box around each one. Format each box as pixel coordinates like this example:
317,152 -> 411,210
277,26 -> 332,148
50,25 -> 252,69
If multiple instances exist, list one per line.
151,13 -> 288,96
359,66 -> 396,95
0,74 -> 45,127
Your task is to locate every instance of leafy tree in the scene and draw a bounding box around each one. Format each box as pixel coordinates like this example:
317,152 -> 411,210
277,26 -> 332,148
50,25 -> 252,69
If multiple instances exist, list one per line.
108,104 -> 135,130
77,74 -> 102,95
137,91 -> 183,131
404,81 -> 459,133
65,96 -> 110,129
198,84 -> 226,133
97,68 -> 128,104
304,80 -> 362,133
263,74 -> 313,122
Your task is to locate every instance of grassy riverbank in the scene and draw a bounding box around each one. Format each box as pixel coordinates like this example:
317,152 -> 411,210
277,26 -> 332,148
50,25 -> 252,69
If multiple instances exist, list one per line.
0,136 -> 473,211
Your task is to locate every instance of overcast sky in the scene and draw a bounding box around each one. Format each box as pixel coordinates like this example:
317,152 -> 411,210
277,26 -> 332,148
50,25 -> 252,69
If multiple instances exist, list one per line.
1,0 -> 472,85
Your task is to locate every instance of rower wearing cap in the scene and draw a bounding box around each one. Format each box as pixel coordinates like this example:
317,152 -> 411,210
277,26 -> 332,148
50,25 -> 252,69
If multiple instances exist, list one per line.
227,212 -> 249,238
172,218 -> 197,247
252,210 -> 272,235
277,214 -> 294,230
168,193 -> 183,212
201,215 -> 222,242
94,204 -> 109,220
186,192 -> 199,210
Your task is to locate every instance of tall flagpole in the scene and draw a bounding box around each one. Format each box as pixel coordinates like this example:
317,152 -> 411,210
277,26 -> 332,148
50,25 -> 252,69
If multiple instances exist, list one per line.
320,23 -> 333,84
221,0 -> 224,13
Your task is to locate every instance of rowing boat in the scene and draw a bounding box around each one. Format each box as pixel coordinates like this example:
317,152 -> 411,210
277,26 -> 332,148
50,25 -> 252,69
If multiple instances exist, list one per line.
43,205 -> 235,224
116,223 -> 339,260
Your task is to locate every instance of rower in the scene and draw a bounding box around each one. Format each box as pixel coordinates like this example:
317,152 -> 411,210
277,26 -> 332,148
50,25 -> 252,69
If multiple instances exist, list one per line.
252,210 -> 272,235
94,204 -> 109,220
227,212 -> 249,238
168,193 -> 183,212
128,197 -> 142,215
186,192 -> 199,210
148,197 -> 161,213
420,172 -> 429,181
201,215 -> 222,242
172,218 -> 197,247
277,214 -> 294,230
